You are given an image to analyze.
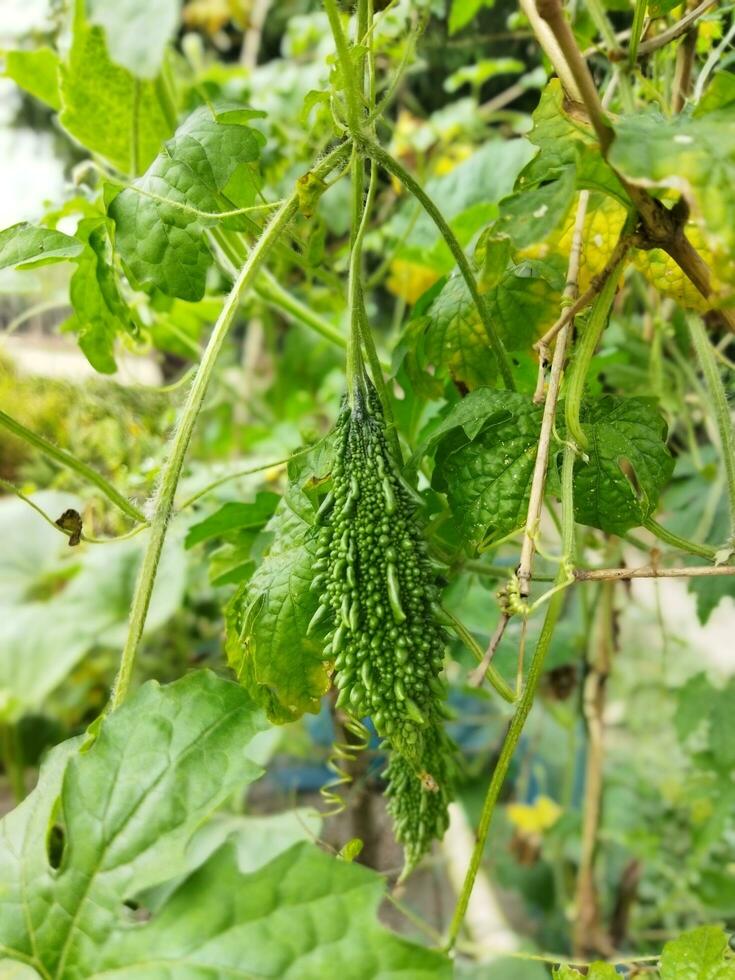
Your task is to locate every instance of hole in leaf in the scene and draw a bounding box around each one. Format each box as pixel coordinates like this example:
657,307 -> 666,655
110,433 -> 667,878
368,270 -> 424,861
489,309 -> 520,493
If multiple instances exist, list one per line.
618,457 -> 643,499
47,823 -> 65,870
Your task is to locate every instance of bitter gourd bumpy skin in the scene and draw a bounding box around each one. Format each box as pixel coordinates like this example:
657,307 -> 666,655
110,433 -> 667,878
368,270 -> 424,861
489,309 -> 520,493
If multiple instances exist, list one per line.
312,382 -> 456,873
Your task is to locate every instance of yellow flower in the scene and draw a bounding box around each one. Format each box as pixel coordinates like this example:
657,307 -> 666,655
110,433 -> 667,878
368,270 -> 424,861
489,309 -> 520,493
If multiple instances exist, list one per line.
506,794 -> 562,834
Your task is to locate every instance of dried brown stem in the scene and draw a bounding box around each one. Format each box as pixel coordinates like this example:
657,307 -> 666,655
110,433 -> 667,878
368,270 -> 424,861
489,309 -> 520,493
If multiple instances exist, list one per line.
520,192 -> 589,595
469,613 -> 511,688
573,580 -> 616,958
574,563 -> 735,581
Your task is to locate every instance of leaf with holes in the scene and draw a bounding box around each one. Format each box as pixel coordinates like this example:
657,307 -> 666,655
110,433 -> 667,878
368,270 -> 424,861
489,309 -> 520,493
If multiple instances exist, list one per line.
225,487 -> 331,723
0,671 -> 266,979
108,103 -> 265,300
571,395 -> 674,536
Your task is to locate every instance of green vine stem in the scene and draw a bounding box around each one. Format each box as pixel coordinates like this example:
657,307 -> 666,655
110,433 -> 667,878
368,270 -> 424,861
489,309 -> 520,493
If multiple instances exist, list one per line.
210,228 -> 349,353
689,315 -> 735,544
564,252 -> 626,450
324,0 -> 362,131
107,142 -> 351,712
440,605 -> 516,705
643,516 -> 718,561
0,409 -> 147,525
357,136 -> 517,392
445,443 -> 576,950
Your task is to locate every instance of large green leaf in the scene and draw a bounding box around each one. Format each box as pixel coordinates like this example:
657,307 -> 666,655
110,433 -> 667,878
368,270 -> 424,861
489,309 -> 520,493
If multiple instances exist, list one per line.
59,2 -> 171,174
419,259 -> 562,390
225,488 -> 331,723
103,841 -> 450,978
0,223 -> 83,269
423,273 -> 500,389
87,0 -> 181,78
432,389 -> 542,550
108,103 -> 265,300
660,925 -> 735,978
572,395 -> 674,536
0,671 -> 267,979
429,391 -> 672,549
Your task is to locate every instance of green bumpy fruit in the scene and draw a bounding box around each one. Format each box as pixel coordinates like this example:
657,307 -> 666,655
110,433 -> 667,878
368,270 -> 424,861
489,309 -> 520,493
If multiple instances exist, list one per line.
384,725 -> 455,876
313,382 -> 456,872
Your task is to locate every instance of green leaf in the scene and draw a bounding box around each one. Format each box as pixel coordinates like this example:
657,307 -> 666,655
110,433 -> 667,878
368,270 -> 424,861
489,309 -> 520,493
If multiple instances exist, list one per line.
59,2 -> 171,175
2,47 -> 61,109
422,273 -> 500,389
431,389 -> 543,550
571,395 -> 674,535
696,71 -> 735,115
445,57 -> 524,93
87,0 -> 180,78
449,0 -> 495,34
660,925 -> 735,978
428,392 -> 672,549
485,257 -> 566,351
0,671 -> 267,977
108,103 -> 265,300
648,0 -> 680,16
185,492 -> 280,548
103,842 -> 451,978
62,217 -> 140,373
0,222 -> 83,269
553,964 -> 620,979
495,165 -> 577,249
610,110 -> 735,267
553,965 -> 620,979
225,488 -> 331,723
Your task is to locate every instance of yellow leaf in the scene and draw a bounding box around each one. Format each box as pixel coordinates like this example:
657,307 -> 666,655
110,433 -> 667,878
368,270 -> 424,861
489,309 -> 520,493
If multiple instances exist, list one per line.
506,794 -> 562,834
386,258 -> 440,305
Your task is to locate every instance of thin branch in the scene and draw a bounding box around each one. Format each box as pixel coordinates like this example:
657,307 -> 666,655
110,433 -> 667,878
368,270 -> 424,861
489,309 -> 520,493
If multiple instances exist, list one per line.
574,563 -> 735,581
519,191 -> 589,596
469,613 -> 511,688
573,580 -> 616,958
0,478 -> 145,545
639,0 -> 718,56
441,605 -> 516,704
